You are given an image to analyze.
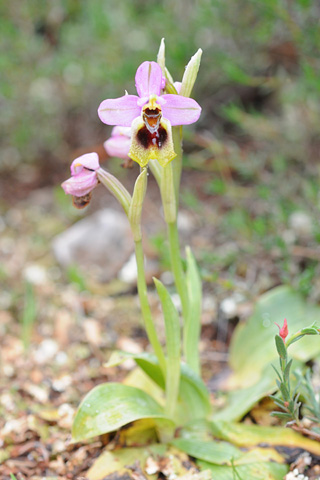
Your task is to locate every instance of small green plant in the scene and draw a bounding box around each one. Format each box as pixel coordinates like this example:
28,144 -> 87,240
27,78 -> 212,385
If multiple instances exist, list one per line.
295,368 -> 320,425
21,281 -> 36,350
271,319 -> 320,426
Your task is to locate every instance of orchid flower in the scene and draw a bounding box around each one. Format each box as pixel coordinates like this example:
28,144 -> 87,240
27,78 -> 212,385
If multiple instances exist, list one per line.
104,126 -> 131,160
62,153 -> 99,205
98,61 -> 201,168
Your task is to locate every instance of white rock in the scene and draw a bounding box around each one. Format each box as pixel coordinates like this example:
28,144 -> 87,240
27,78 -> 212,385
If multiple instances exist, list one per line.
52,209 -> 134,280
177,211 -> 194,232
34,339 -> 59,364
118,253 -> 137,283
220,297 -> 237,317
160,271 -> 174,285
23,264 -> 47,285
202,295 -> 217,312
289,211 -> 313,237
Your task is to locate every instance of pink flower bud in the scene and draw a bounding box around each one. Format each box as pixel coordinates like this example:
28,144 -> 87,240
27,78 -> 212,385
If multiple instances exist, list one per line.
275,318 -> 288,342
62,153 -> 99,197
104,126 -> 131,159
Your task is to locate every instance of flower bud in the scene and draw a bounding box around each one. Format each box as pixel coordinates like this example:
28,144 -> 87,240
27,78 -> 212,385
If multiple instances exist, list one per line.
180,48 -> 202,98
128,167 -> 148,241
275,318 -> 289,342
157,38 -> 166,74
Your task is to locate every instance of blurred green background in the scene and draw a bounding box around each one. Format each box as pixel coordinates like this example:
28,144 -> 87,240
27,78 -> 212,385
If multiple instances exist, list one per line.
2,0 -> 319,171
1,0 -> 320,297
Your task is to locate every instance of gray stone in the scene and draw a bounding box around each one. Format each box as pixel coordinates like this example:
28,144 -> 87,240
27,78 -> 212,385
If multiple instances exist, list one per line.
52,208 -> 133,280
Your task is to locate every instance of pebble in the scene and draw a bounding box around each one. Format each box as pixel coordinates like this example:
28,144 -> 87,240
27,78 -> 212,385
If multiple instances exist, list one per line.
118,253 -> 137,283
33,339 -> 59,364
23,263 -> 47,285
289,211 -> 313,238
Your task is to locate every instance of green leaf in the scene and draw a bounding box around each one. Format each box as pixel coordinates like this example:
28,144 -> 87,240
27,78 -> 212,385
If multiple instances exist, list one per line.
229,286 -> 320,388
154,278 -> 181,416
184,246 -> 202,375
269,395 -> 285,408
271,364 -> 282,381
275,335 -> 287,359
171,438 -> 242,464
283,359 -> 292,383
198,458 -> 287,480
86,444 -> 166,480
212,367 -> 276,421
300,326 -> 319,335
209,421 -> 320,455
280,383 -> 290,402
72,383 -> 173,442
270,411 -> 292,419
105,351 -> 211,422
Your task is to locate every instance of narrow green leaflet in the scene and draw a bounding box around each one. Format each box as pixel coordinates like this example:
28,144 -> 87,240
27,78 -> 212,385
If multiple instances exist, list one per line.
229,286 -> 320,387
72,383 -> 173,442
184,246 -> 202,375
171,438 -> 242,464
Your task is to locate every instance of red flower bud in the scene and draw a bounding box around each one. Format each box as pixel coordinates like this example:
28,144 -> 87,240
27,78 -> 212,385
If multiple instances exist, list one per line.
275,318 -> 288,342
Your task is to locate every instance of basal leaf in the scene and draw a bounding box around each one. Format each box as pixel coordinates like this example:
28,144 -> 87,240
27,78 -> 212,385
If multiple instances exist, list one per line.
198,447 -> 287,479
171,438 -> 242,464
87,444 -> 166,480
72,383 -> 173,442
105,351 -> 211,423
212,367 -> 276,421
198,458 -> 287,480
209,421 -> 320,455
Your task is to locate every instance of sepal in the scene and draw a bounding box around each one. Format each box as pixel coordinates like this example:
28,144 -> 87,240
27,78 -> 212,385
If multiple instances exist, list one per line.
180,48 -> 202,98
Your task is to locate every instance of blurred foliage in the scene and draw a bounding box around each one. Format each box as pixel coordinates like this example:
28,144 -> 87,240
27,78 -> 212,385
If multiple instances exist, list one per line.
1,0 -> 320,172
2,0 -> 320,298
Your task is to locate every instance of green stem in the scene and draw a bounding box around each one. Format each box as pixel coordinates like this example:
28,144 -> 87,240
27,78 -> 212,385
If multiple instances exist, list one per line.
172,126 -> 183,208
167,221 -> 189,322
134,240 -> 166,375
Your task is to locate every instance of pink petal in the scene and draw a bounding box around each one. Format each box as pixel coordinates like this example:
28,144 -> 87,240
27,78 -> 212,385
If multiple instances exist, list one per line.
98,95 -> 140,126
71,152 -> 100,175
161,94 -> 201,126
62,170 -> 98,197
110,126 -> 131,138
104,135 -> 131,159
135,62 -> 163,98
